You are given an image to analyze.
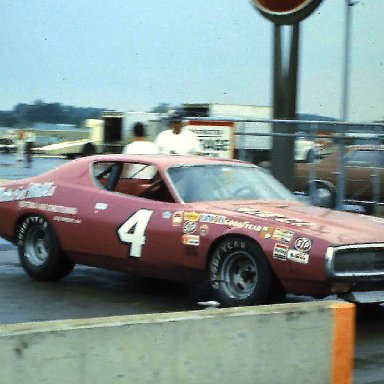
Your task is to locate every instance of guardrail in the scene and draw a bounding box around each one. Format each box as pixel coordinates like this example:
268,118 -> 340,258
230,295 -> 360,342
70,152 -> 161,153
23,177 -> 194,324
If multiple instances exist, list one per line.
0,301 -> 355,384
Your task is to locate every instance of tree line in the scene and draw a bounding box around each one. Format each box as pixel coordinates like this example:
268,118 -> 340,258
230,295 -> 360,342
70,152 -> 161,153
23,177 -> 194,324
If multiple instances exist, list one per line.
0,100 -> 174,129
0,100 -> 105,128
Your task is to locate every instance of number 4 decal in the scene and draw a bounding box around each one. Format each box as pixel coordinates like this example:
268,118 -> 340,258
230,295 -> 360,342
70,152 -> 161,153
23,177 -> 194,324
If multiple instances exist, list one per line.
117,209 -> 153,258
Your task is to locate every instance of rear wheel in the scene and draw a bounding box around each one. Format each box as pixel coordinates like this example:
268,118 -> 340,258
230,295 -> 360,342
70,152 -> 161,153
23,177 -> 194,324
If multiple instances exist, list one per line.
209,237 -> 272,307
17,215 -> 74,281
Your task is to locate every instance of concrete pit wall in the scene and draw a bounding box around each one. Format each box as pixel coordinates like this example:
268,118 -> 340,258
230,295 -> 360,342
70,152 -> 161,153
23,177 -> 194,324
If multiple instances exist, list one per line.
0,301 -> 355,384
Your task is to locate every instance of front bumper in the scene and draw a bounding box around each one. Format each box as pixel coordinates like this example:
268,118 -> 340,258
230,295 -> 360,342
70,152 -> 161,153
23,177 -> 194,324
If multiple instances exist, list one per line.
339,290 -> 384,304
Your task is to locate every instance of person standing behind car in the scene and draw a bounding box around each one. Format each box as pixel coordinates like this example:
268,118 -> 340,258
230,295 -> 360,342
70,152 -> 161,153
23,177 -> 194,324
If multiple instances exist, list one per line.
122,122 -> 159,155
122,122 -> 159,179
15,129 -> 25,162
155,110 -> 202,156
24,129 -> 36,168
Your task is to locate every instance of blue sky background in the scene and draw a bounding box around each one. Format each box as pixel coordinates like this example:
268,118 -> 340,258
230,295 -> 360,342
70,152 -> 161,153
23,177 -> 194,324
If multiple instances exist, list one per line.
0,0 -> 382,122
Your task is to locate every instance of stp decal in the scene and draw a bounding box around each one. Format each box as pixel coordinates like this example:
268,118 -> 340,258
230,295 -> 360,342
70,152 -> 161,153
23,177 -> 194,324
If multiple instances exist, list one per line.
294,237 -> 312,252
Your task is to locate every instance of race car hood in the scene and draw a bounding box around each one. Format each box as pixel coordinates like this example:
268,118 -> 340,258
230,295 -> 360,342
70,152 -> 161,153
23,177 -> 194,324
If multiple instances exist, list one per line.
201,200 -> 384,246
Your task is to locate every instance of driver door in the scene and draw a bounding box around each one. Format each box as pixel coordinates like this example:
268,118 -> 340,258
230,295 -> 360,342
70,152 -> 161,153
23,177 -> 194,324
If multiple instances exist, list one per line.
77,160 -> 187,278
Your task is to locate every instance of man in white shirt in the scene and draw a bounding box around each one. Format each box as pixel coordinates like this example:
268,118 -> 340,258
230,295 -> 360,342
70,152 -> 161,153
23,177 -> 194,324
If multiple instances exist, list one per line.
122,122 -> 159,179
155,110 -> 202,156
123,122 -> 159,155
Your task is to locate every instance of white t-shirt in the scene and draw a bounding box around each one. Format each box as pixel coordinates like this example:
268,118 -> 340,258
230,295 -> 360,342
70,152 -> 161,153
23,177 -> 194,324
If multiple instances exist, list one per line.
155,128 -> 202,156
122,140 -> 159,155
122,140 -> 159,179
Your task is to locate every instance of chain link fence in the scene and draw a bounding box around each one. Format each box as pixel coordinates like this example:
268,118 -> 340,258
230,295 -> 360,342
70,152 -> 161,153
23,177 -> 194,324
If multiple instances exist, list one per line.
234,119 -> 384,215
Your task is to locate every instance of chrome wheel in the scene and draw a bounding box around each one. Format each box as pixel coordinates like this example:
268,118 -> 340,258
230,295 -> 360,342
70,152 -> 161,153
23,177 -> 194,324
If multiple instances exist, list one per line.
18,215 -> 74,281
209,237 -> 272,307
220,251 -> 258,300
25,226 -> 51,267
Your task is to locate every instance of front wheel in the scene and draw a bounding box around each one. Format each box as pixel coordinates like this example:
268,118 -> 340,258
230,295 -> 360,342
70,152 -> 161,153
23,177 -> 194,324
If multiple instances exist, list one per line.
17,215 -> 74,281
208,237 -> 272,307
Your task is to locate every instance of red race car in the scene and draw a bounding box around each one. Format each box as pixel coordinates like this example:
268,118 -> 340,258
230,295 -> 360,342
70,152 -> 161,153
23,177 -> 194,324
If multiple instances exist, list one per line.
1,154 -> 384,306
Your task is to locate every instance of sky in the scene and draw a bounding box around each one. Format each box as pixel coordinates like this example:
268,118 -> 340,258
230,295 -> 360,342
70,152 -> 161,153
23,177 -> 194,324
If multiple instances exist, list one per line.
0,0 -> 383,122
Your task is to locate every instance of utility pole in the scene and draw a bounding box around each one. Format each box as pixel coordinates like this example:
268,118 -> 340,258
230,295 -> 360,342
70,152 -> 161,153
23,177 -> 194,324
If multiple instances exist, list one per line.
250,0 -> 323,189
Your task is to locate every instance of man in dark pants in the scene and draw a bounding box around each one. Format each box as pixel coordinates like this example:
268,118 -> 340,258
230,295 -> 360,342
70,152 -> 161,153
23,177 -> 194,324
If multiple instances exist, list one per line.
24,130 -> 36,168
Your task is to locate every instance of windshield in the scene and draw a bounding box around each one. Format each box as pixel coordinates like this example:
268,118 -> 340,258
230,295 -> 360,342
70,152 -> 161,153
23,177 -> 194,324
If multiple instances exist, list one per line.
167,164 -> 296,203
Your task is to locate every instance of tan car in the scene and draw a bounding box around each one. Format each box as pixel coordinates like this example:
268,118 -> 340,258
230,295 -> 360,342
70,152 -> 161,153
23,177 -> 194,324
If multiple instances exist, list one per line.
295,145 -> 384,212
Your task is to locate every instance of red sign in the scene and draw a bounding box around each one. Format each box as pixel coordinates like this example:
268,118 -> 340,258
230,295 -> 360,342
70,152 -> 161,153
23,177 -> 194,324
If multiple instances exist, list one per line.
254,0 -> 309,13
251,0 -> 323,24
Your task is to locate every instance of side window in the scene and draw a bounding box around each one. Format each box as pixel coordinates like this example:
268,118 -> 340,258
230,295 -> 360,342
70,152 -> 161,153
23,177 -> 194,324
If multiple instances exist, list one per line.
346,150 -> 378,167
92,161 -> 174,202
121,163 -> 157,180
93,162 -> 117,190
378,152 -> 384,168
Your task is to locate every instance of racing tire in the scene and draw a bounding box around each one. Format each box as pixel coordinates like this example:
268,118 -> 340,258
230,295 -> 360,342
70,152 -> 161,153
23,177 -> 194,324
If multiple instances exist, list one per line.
17,215 -> 74,281
208,237 -> 272,307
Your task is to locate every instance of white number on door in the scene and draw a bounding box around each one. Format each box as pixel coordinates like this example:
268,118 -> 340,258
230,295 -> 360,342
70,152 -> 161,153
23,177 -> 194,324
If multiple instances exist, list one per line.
117,209 -> 153,258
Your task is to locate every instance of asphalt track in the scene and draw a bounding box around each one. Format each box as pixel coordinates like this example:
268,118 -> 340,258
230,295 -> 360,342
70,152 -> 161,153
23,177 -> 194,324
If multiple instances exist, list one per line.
1,153 -> 384,383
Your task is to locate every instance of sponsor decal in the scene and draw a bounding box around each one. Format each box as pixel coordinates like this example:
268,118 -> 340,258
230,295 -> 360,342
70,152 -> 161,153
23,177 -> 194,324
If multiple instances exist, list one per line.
259,227 -> 274,239
183,221 -> 197,234
18,201 -> 78,215
162,211 -> 172,219
172,211 -> 183,226
287,249 -> 309,264
199,224 -> 209,236
223,218 -> 277,238
200,213 -> 226,224
272,228 -> 294,244
182,234 -> 200,246
224,219 -> 259,231
237,207 -> 315,228
94,202 -> 108,211
238,207 -> 281,218
53,216 -> 82,224
0,182 -> 56,203
294,237 -> 312,252
273,243 -> 288,261
184,211 -> 200,222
